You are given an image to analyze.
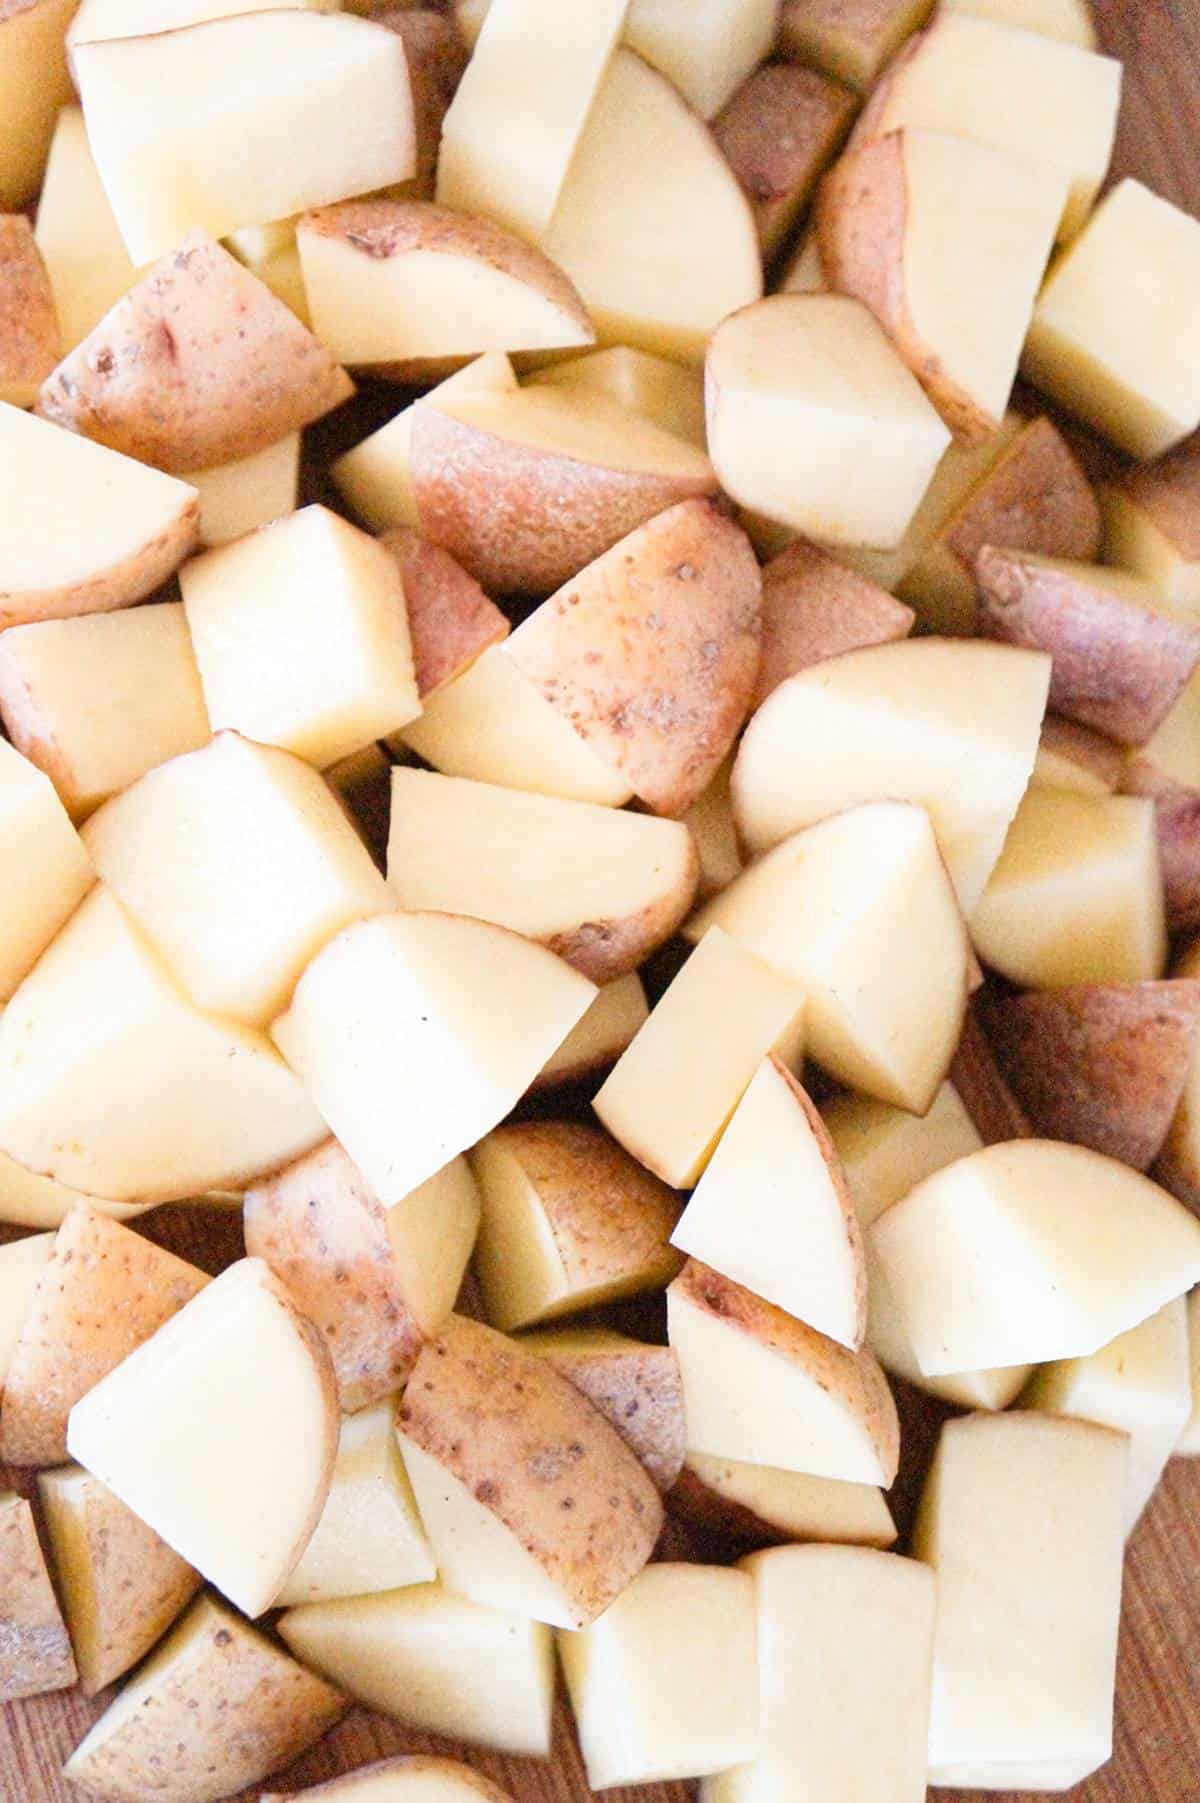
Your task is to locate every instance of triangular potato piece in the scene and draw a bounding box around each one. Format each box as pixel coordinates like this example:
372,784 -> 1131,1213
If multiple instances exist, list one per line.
0,1491 -> 76,1702
262,1756 -> 518,1801
672,1057 -> 867,1348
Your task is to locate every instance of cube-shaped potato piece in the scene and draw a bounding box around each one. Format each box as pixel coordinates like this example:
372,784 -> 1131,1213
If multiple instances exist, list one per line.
519,1327 -> 685,1492
190,434 -> 300,549
0,603 -> 210,819
914,1412 -> 1125,1789
670,1452 -> 896,1552
714,62 -> 856,259
34,106 -> 141,354
182,505 -> 420,768
779,0 -> 933,91
67,0 -> 336,52
560,1563 -> 759,1788
625,0 -> 780,120
528,346 -> 706,449
532,972 -> 649,1091
0,737 -> 93,1001
1101,436 -> 1200,608
0,1491 -> 76,1702
0,215 -> 58,407
1023,180 -> 1200,459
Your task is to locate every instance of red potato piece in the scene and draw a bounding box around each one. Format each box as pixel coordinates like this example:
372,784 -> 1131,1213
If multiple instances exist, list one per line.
938,414 -> 1101,584
0,214 -> 58,406
36,230 -> 353,473
378,525 -> 508,699
976,546 -> 1200,746
1128,789 -> 1200,936
713,61 -> 857,260
0,1493 -> 75,1702
378,11 -> 469,200
1035,715 -> 1126,795
982,980 -> 1200,1171
755,537 -> 914,709
507,499 -> 762,817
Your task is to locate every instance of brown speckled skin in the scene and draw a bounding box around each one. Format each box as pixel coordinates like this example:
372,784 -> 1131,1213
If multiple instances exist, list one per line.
0,1204 -> 208,1467
1110,433 -> 1200,560
508,499 -> 762,817
525,1336 -> 686,1494
378,527 -> 509,699
754,536 -> 913,708
714,61 -> 857,259
36,231 -> 353,473
263,1754 -> 516,1801
0,1494 -> 75,1702
63,1594 -> 345,1803
0,214 -> 58,402
244,1139 -> 426,1414
542,844 -> 700,983
397,1314 -> 663,1626
376,12 -> 470,201
975,544 -> 1200,745
1040,714 -> 1127,791
943,415 -> 1102,576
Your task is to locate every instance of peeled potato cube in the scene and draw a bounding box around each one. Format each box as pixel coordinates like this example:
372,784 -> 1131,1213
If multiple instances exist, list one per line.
754,539 -> 914,710
942,0 -> 1098,45
779,0 -> 932,91
1101,438 -> 1200,608
0,0 -> 76,208
914,1412 -> 1125,1789
190,434 -> 300,549
74,11 -> 416,262
0,738 -> 93,1001
532,972 -> 650,1091
34,107 -> 141,354
37,1465 -> 201,1695
560,1563 -> 759,1789
527,346 -> 707,448
872,1139 -> 1200,1375
0,216 -> 58,408
64,1594 -> 345,1803
0,603 -> 210,820
670,1453 -> 896,1551
519,1328 -> 685,1491
272,912 -> 594,1207
970,787 -> 1167,987
262,1758 -> 516,1803
714,62 -> 856,259
706,295 -> 952,549
1023,180 -> 1200,459
0,1492 -> 76,1702
280,1583 -> 554,1757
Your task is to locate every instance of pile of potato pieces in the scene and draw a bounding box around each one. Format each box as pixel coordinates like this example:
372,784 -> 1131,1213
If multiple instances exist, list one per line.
2,0 -> 1200,1797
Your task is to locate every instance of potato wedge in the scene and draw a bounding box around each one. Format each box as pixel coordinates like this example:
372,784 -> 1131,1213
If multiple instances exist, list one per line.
714,62 -> 856,260
263,1758 -> 516,1802
519,1328 -> 685,1492
779,0 -> 933,91
531,972 -> 650,1091
527,346 -> 707,448
669,1453 -> 896,1552
0,0 -> 76,208
0,1491 -> 76,1702
754,538 -> 914,708
0,737 -> 94,1002
1101,436 -> 1200,608
378,527 -> 507,702
0,215 -> 58,408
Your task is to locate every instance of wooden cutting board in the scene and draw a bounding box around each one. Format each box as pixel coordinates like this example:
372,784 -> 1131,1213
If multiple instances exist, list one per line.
4,2 -> 1200,1797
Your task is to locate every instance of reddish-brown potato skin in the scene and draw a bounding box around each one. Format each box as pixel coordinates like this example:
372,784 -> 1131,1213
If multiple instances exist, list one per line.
1038,715 -> 1126,792
713,61 -> 857,258
0,213 -> 58,399
528,1338 -> 686,1493
754,536 -> 913,708
378,525 -> 508,699
375,12 -> 469,200
942,416 -> 1101,579
1109,434 -> 1200,559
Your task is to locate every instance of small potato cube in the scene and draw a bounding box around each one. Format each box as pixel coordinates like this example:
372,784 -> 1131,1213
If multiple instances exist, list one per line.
527,346 -> 707,448
1101,436 -> 1200,607
779,0 -> 933,91
625,0 -> 781,120
33,106 -> 142,354
560,1563 -> 759,1789
1023,180 -> 1200,459
713,62 -> 856,260
190,435 -> 300,549
0,215 -> 58,407
0,738 -> 93,1001
0,1492 -> 76,1702
182,505 -> 420,769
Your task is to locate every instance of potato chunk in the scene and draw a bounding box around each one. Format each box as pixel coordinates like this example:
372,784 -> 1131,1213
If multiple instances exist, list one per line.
0,737 -> 93,1002
190,434 -> 300,549
779,0 -> 933,90
754,539 -> 914,709
0,1492 -> 76,1702
263,1759 -> 516,1803
1101,436 -> 1200,608
714,62 -> 855,259
0,0 -> 76,208
519,1328 -> 685,1492
0,215 -> 58,408
670,1453 -> 896,1552
33,107 -> 141,354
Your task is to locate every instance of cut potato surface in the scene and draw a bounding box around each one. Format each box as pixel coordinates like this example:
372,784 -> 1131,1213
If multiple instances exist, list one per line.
528,346 -> 707,449
0,737 -> 94,1002
262,1757 -> 517,1802
670,1452 -> 896,1552
532,971 -> 649,1091
682,758 -> 743,900
0,1491 -> 76,1703
33,106 -> 141,355
1101,436 -> 1200,608
1178,1289 -> 1200,1456
519,1327 -> 685,1492
0,0 -> 77,210
0,1158 -> 149,1232
943,0 -> 1098,45
190,433 -> 300,549
779,0 -> 934,91
67,1257 -> 338,1618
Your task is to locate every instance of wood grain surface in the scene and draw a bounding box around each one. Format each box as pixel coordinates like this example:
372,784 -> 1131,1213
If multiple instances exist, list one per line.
4,2 -> 1200,1798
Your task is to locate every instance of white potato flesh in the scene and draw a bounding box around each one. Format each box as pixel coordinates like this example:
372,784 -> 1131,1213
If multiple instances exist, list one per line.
0,739 -> 93,1002
0,1156 -> 149,1232
942,0 -> 1098,47
0,0 -> 76,210
386,1156 -> 483,1336
0,1234 -> 55,1388
190,435 -> 300,549
34,107 -> 142,353
528,346 -> 707,449
1178,1290 -> 1200,1456
69,0 -> 331,49
624,0 -> 779,117
682,1453 -> 896,1549
533,972 -> 649,1090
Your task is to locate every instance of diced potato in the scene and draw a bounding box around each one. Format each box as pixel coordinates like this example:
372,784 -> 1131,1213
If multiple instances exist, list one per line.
1033,716 -> 1125,794
754,539 -> 914,710
0,1161 -> 150,1232
672,1452 -> 896,1551
914,1412 -> 1126,1789
34,107 -> 142,354
471,1121 -> 681,1332
668,1261 -> 899,1483
779,0 -> 933,91
37,1465 -> 201,1694
1153,938 -> 1200,1210
527,346 -> 707,448
262,1759 -> 516,1803
1023,180 -> 1200,459
190,435 -> 300,549
560,1564 -> 759,1788
942,0 -> 1098,46
379,528 -> 507,705
1101,437 -> 1200,609
74,11 -> 416,262
714,62 -> 856,259
0,738 -> 94,1001
0,1492 -> 76,1702
519,1328 -> 685,1491
64,1594 -> 345,1803
0,604 -> 210,820
703,1545 -> 934,1803
0,1232 -> 55,1388
0,216 -> 58,408
224,216 -> 310,325
279,1584 -> 554,1756
624,0 -> 780,118
970,787 -> 1167,987
1178,1289 -> 1200,1456
682,759 -> 744,900
531,972 -> 650,1091
273,912 -> 594,1207
872,1139 -> 1200,1374
594,926 -> 806,1189
69,0 -> 331,47
0,0 -> 77,208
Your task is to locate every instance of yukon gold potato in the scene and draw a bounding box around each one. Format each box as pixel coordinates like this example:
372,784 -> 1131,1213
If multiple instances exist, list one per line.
976,549 -> 1200,746
0,404 -> 198,627
84,733 -> 391,1027
872,1139 -> 1200,1375
38,1465 -> 201,1694
532,972 -> 649,1091
705,1545 -> 935,1803
528,346 -> 707,449
0,1204 -> 207,1467
819,131 -> 1066,442
0,216 -> 58,408
379,528 -> 507,703
970,787 -> 1167,987
408,384 -> 717,595
275,1401 -> 436,1606
0,738 -> 93,1001
273,912 -> 594,1207
64,1594 -> 345,1803
943,0 -> 1098,44
714,62 -> 856,259
397,1315 -> 662,1627
754,539 -> 914,708
540,49 -> 762,363
0,604 -> 210,820
190,434 -> 300,549
74,11 -> 415,262
706,295 -> 952,548
182,506 -> 419,769
1024,1298 -> 1192,1532
668,1263 -> 899,1483
33,108 -> 141,354
779,0 -> 933,90
245,1141 -> 480,1410
520,1328 -> 685,1491
263,1758 -> 516,1803
854,12 -> 1121,240
280,1584 -> 554,1756
38,233 -> 352,474
682,759 -> 743,899
594,926 -> 806,1189
672,1454 -> 895,1552
914,1412 -> 1125,1789
673,1058 -> 866,1348
298,201 -> 593,370
1023,180 -> 1200,459
560,1563 -> 759,1789
0,1232 -> 55,1387
0,1492 -> 76,1702
506,500 -> 761,816
0,0 -> 76,207
68,1258 -> 338,1617
1101,438 -> 1200,608
1034,716 -> 1124,795
687,803 -> 970,1111
386,769 -> 698,981
471,1122 -> 681,1333
983,979 -> 1200,1169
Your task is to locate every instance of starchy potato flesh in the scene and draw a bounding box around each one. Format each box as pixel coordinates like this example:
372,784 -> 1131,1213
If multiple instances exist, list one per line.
624,0 -> 780,117
527,347 -> 707,448
280,1584 -> 555,1756
872,1139 -> 1200,1374
559,1563 -> 759,1788
943,0 -> 1098,45
190,435 -> 300,548
1101,439 -> 1200,608
0,1158 -> 149,1231
0,1491 -> 76,1702
914,1412 -> 1126,1788
532,972 -> 649,1089
225,216 -> 310,325
0,1233 -> 55,1389
262,1758 -> 518,1803
672,1452 -> 897,1550
69,0 -> 332,48
33,108 -> 142,354
683,759 -> 744,899
0,738 -> 94,1002
0,0 -> 77,209
778,0 -> 934,90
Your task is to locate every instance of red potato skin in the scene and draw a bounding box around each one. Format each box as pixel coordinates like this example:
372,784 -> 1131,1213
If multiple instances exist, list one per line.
1038,714 -> 1126,792
376,12 -> 469,201
1110,433 -> 1200,559
754,536 -> 914,708
0,214 -> 58,399
713,61 -> 857,258
378,525 -> 509,698
941,415 -> 1101,579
